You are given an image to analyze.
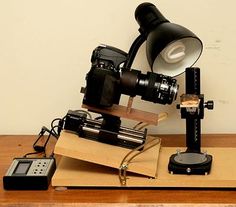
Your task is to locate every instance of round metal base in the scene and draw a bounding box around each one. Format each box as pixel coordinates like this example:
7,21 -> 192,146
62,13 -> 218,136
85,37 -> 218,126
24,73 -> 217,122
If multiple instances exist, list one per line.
168,152 -> 213,175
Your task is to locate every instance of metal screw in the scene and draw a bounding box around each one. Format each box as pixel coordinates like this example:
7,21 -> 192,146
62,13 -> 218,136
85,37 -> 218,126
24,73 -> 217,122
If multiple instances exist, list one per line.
186,168 -> 191,174
202,150 -> 208,159
176,149 -> 181,155
176,149 -> 182,161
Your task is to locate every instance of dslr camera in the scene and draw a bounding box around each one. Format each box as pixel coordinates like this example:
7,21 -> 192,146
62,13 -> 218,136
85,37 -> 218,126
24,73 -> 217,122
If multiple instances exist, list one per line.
82,45 -> 178,108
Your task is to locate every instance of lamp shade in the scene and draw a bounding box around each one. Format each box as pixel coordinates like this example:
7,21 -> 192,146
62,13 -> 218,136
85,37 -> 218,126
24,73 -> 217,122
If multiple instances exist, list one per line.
135,3 -> 203,77
146,23 -> 203,77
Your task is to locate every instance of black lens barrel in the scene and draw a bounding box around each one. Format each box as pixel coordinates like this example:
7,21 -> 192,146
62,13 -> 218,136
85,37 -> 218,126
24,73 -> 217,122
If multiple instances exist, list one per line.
121,70 -> 178,105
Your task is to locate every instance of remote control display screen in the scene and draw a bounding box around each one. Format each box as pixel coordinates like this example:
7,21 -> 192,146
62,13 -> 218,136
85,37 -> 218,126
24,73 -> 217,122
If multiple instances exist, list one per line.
13,161 -> 32,175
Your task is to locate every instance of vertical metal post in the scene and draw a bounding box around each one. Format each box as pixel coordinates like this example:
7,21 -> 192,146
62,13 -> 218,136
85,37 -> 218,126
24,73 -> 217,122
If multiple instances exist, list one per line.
185,68 -> 201,152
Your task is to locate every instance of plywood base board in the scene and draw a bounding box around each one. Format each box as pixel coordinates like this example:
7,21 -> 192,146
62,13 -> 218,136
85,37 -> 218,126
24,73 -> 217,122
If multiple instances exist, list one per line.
52,147 -> 236,188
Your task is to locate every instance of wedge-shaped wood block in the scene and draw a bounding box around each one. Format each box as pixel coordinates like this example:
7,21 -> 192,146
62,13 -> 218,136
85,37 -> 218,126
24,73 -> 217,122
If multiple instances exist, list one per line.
54,131 -> 161,177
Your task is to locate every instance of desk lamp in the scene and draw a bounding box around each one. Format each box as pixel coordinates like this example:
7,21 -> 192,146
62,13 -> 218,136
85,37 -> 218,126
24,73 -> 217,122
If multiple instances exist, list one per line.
66,2 -> 213,174
126,2 -> 203,76
134,3 -> 214,175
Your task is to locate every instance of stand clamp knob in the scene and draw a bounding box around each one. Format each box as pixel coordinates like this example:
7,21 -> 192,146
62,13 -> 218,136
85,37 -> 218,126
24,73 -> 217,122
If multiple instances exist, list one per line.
204,100 -> 214,110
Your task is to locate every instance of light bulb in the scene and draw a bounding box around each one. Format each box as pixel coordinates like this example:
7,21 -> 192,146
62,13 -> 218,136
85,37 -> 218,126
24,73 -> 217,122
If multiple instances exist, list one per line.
160,41 -> 186,64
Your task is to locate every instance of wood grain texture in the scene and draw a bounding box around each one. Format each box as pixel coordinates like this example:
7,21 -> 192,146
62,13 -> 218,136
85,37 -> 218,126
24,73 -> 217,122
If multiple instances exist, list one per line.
1,134 -> 236,205
82,104 -> 159,125
52,147 -> 236,188
54,131 -> 161,177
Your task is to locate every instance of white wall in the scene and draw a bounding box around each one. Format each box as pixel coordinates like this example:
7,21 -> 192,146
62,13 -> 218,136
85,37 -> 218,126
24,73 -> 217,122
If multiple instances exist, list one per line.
0,0 -> 235,134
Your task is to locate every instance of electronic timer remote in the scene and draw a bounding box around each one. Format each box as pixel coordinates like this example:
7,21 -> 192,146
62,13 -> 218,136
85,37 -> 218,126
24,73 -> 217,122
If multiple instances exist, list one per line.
3,157 -> 56,190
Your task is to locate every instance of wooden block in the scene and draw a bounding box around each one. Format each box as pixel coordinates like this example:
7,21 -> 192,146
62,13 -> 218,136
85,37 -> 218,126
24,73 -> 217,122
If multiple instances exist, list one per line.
54,131 -> 161,177
52,147 -> 236,188
82,104 -> 159,125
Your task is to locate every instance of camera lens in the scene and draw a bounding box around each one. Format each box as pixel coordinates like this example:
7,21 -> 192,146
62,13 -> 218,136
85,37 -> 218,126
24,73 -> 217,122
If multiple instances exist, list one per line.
121,70 -> 178,105
137,72 -> 178,104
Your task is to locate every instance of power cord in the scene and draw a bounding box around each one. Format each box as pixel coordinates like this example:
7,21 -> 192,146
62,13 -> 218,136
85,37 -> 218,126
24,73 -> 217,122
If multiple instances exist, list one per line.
23,118 -> 65,158
23,110 -> 91,158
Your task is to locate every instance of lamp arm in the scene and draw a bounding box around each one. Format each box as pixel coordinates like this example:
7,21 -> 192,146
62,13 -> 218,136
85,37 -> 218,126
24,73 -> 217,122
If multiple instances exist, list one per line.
123,34 -> 146,71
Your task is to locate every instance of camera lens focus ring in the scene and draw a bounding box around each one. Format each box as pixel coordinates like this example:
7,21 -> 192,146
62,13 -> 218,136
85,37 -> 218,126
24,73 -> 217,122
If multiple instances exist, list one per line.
142,72 -> 158,102
138,72 -> 178,105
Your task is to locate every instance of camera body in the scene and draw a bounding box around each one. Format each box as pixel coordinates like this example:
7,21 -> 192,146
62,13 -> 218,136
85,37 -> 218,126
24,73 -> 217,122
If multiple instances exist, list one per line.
83,45 -> 126,107
83,44 -> 178,108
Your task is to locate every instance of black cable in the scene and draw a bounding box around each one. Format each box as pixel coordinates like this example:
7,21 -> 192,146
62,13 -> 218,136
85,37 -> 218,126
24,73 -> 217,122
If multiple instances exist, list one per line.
23,110 -> 90,158
25,118 -> 65,158
42,126 -> 58,149
51,118 -> 64,137
74,110 -> 92,119
32,128 -> 47,153
23,151 -> 46,158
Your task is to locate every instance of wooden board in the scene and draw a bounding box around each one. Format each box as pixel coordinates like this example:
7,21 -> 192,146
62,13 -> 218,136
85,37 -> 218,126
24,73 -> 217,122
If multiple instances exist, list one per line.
52,147 -> 236,188
54,131 -> 161,177
82,104 -> 159,125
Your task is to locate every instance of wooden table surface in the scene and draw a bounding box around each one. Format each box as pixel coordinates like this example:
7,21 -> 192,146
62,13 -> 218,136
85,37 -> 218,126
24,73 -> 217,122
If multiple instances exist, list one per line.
1,134 -> 236,206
